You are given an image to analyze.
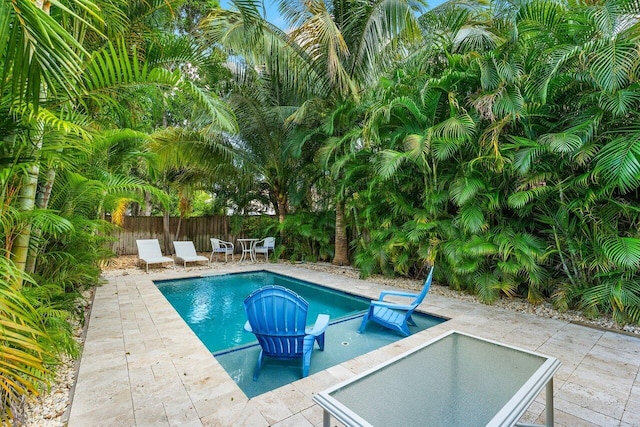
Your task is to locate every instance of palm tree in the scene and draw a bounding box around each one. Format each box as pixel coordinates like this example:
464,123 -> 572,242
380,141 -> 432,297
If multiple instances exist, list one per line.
1,0 -> 98,279
1,0 -> 101,420
501,0 -> 640,320
148,126 -> 235,252
202,0 -> 426,265
360,0 -> 640,318
1,0 -> 236,419
225,64 -> 320,224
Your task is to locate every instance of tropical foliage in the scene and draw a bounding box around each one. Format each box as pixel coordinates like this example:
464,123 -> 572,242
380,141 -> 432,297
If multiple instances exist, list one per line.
201,0 -> 426,265
203,0 -> 640,323
0,0 -> 234,421
353,0 -> 640,321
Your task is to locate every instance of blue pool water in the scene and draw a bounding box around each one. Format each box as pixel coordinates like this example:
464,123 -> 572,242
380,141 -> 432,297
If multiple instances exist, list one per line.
155,271 -> 446,397
155,271 -> 371,353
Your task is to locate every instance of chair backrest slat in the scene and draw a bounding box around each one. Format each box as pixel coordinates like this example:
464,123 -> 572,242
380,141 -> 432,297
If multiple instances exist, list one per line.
136,239 -> 163,258
244,285 -> 309,358
264,237 -> 275,248
412,266 -> 434,306
211,238 -> 221,250
174,241 -> 197,257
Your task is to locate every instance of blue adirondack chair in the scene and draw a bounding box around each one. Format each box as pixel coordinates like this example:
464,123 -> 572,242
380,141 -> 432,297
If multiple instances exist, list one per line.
358,266 -> 434,337
243,285 -> 330,380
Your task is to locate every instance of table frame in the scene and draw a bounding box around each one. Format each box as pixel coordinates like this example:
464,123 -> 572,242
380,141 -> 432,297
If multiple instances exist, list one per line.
313,330 -> 560,427
237,238 -> 259,262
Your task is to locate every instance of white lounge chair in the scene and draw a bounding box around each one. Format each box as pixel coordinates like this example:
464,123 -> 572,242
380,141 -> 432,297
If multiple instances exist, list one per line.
136,239 -> 175,272
253,237 -> 275,261
210,238 -> 234,262
173,241 -> 210,267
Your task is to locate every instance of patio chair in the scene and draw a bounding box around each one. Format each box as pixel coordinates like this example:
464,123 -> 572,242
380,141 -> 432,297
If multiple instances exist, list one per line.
173,241 -> 210,268
210,238 -> 235,262
136,239 -> 175,272
253,237 -> 275,261
358,266 -> 434,337
243,285 -> 330,380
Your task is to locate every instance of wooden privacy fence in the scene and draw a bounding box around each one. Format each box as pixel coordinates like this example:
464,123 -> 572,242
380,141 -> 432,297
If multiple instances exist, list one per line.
111,216 -> 234,255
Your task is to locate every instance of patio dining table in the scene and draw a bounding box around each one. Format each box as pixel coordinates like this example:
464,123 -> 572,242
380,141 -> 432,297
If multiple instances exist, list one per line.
314,330 -> 561,427
237,238 -> 259,262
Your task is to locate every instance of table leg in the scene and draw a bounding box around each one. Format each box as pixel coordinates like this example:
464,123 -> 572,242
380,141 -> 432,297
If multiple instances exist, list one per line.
239,241 -> 247,262
322,410 -> 331,427
514,377 -> 555,427
546,378 -> 554,427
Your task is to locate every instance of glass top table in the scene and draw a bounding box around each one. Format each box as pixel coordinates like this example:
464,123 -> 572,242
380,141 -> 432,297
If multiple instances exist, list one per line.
313,330 -> 561,427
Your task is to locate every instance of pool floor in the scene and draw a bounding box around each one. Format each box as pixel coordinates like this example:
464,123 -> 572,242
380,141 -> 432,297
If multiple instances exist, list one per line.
155,271 -> 370,353
216,313 -> 444,398
155,271 -> 445,397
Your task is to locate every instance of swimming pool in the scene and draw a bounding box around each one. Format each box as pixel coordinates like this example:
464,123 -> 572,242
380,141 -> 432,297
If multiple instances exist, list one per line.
155,271 -> 446,397
155,271 -> 371,353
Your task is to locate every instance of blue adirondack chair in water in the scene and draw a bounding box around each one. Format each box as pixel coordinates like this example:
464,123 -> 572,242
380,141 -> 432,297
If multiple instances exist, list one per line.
243,285 -> 330,380
358,266 -> 434,337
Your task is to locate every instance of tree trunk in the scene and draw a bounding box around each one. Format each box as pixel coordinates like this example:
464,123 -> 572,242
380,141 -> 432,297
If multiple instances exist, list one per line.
11,119 -> 46,284
163,209 -> 172,254
11,165 -> 39,281
35,166 -> 55,210
144,191 -> 152,216
175,216 -> 182,242
276,191 -> 288,223
332,199 -> 350,266
25,165 -> 57,274
11,0 -> 51,285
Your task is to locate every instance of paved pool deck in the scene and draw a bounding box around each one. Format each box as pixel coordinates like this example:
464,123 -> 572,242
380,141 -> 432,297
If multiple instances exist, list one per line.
67,263 -> 640,426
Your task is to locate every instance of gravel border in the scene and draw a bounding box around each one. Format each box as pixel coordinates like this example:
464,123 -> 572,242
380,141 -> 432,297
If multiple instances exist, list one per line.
23,257 -> 639,426
23,289 -> 93,427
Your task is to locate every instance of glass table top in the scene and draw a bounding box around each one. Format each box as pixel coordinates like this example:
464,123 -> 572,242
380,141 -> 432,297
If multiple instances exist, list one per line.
314,331 -> 560,427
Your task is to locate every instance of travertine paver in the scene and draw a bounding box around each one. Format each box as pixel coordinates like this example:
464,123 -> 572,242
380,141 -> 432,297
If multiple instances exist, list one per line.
68,264 -> 640,426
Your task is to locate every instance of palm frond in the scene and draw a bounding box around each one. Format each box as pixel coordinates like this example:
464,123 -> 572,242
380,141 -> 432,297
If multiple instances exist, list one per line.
0,253 -> 53,423
457,205 -> 486,234
586,38 -> 637,92
453,25 -> 501,53
595,128 -> 640,193
539,131 -> 583,153
431,113 -> 476,142
374,149 -> 407,180
600,236 -> 640,269
598,88 -> 640,117
507,185 -> 552,209
450,176 -> 486,206
463,235 -> 497,256
503,136 -> 548,175
403,132 -> 429,160
473,271 -> 501,303
346,0 -> 424,85
1,0 -> 101,106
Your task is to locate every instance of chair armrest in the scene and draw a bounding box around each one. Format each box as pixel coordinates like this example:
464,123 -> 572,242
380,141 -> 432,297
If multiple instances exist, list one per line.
378,290 -> 419,301
306,314 -> 330,336
370,300 -> 416,311
243,320 -> 253,332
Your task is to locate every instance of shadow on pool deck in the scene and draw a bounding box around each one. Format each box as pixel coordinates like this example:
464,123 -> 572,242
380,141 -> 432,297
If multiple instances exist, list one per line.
68,263 -> 640,426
